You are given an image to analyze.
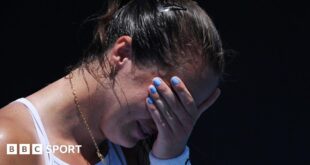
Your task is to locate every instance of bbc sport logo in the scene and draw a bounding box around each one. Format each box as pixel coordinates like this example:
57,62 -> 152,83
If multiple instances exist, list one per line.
7,144 -> 82,155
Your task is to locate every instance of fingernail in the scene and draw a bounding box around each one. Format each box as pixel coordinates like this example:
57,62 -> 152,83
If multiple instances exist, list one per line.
153,77 -> 161,87
150,86 -> 157,94
147,97 -> 154,104
171,76 -> 180,86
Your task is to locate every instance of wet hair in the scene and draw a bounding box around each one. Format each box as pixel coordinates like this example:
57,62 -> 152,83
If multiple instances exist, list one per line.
80,0 -> 224,83
78,0 -> 225,164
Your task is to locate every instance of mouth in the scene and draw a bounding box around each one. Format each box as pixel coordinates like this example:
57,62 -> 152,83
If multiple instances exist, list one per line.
136,121 -> 151,139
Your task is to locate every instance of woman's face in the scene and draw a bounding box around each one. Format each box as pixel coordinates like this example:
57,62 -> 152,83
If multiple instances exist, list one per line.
100,60 -> 219,148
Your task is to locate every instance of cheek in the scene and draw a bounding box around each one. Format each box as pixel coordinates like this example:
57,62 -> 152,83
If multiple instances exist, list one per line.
131,89 -> 149,103
126,91 -> 151,118
100,83 -> 151,146
128,100 -> 152,121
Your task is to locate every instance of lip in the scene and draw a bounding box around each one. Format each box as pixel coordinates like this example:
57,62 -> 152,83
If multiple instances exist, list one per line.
138,120 -> 157,136
136,121 -> 148,139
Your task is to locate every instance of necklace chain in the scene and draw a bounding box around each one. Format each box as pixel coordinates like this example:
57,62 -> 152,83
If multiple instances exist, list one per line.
68,73 -> 104,164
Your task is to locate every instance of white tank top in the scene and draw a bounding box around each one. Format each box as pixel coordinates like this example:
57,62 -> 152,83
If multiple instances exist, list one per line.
15,98 -> 127,165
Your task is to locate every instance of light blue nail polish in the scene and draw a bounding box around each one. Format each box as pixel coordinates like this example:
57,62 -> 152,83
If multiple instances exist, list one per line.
147,97 -> 154,104
150,86 -> 157,94
171,76 -> 180,86
153,77 -> 161,87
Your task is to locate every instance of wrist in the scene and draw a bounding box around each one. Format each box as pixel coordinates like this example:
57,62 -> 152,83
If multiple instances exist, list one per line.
149,146 -> 190,165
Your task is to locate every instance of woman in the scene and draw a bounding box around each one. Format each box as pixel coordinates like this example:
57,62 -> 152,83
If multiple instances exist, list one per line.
0,0 -> 224,164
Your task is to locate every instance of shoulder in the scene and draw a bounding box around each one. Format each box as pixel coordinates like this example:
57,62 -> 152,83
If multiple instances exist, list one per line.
0,115 -> 23,152
0,102 -> 38,143
0,102 -> 41,164
0,103 -> 27,139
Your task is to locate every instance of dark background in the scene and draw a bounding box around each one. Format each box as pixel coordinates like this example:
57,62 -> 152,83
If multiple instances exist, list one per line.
0,0 -> 306,164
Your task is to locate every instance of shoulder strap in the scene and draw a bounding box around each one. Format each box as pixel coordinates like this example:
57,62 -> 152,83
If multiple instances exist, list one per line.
15,98 -> 53,165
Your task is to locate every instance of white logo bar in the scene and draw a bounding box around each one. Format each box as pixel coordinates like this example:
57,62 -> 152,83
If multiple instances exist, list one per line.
6,144 -> 82,155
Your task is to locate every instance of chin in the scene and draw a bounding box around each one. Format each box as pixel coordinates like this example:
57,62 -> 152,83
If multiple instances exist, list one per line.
119,138 -> 139,148
122,143 -> 136,148
122,140 -> 138,148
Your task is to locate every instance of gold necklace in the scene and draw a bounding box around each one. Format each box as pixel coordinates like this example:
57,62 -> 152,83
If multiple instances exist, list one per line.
68,73 -> 105,164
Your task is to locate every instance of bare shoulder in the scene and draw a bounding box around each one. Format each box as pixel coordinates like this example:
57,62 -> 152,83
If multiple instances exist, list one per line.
0,102 -> 41,164
0,101 -> 39,144
0,103 -> 27,137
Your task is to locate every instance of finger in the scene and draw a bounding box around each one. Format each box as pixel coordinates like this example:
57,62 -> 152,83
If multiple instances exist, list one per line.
148,84 -> 185,133
149,82 -> 174,120
152,77 -> 193,128
146,97 -> 171,136
170,76 -> 198,119
197,88 -> 221,115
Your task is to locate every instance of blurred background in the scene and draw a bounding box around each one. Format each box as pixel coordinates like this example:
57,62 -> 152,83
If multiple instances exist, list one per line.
0,0 -> 305,164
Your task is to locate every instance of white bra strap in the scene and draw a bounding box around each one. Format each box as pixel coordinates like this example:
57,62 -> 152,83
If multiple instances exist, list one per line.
15,98 -> 53,165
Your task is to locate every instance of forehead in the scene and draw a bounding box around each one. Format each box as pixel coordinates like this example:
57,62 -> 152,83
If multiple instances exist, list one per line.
135,61 -> 219,106
179,67 -> 219,106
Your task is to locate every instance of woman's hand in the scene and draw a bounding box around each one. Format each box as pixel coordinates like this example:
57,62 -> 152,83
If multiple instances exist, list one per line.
146,76 -> 221,159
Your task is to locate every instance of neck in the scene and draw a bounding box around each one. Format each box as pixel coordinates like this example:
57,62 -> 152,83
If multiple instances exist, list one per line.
27,67 -> 111,161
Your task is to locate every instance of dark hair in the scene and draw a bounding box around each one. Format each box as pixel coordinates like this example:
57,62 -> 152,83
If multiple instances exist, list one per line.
79,0 -> 224,164
81,0 -> 224,83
